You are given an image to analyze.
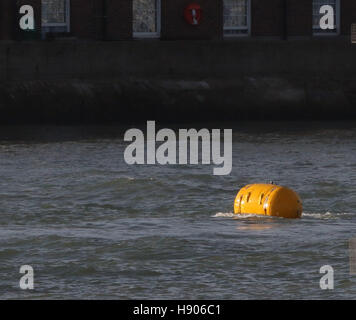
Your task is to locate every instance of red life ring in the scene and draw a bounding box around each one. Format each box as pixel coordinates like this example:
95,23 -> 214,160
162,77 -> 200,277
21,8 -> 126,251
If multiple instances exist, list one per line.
184,4 -> 202,26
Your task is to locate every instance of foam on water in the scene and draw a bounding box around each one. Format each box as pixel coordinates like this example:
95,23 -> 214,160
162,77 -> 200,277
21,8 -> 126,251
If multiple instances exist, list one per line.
302,211 -> 354,219
212,212 -> 234,218
213,212 -> 272,219
213,211 -> 355,219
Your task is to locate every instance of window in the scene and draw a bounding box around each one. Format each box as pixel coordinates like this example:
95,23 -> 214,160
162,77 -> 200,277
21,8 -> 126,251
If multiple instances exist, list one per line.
223,0 -> 250,36
313,0 -> 340,35
42,0 -> 70,35
133,0 -> 161,38
352,24 -> 356,43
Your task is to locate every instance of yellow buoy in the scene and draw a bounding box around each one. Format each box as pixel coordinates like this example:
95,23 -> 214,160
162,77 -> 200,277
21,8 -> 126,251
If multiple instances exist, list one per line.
234,183 -> 302,219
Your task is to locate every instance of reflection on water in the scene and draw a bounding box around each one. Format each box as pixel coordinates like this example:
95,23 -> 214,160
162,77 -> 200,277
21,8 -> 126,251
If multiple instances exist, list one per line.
236,224 -> 276,231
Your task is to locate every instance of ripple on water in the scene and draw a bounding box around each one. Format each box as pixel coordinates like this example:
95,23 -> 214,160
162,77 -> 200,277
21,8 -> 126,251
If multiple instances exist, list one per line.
1,124 -> 356,299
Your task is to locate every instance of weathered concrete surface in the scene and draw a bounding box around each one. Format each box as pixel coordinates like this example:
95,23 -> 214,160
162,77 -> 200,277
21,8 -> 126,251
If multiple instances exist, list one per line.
1,77 -> 356,123
0,39 -> 356,123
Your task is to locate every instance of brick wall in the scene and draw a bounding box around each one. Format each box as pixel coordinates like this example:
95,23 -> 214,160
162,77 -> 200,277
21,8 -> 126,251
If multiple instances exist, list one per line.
106,0 -> 132,40
70,0 -> 131,40
70,0 -> 96,39
286,0 -> 312,37
248,0 -> 313,38
1,0 -> 355,41
341,0 -> 356,35
251,0 -> 285,37
0,0 -> 16,40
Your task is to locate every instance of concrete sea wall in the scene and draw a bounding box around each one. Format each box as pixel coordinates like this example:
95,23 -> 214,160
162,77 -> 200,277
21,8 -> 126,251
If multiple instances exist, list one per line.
0,39 -> 356,123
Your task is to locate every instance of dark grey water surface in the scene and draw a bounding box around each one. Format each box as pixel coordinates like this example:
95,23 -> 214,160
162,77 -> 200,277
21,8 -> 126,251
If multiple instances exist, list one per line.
0,122 -> 355,299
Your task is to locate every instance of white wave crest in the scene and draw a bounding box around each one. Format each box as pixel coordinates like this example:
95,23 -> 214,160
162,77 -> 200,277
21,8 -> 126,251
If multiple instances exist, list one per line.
213,211 -> 354,219
302,212 -> 353,219
212,212 -> 270,219
212,212 -> 235,218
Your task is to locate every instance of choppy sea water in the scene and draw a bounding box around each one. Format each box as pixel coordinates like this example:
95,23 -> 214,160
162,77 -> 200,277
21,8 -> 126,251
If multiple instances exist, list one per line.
0,122 -> 355,299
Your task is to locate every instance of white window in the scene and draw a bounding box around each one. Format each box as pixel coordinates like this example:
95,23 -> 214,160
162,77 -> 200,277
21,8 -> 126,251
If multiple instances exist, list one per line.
133,0 -> 161,38
224,0 -> 251,36
313,0 -> 340,35
42,0 -> 70,34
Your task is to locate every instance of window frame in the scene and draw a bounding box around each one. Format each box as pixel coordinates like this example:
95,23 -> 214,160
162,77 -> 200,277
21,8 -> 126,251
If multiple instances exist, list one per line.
41,0 -> 70,32
133,0 -> 161,39
223,0 -> 251,38
312,0 -> 340,36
